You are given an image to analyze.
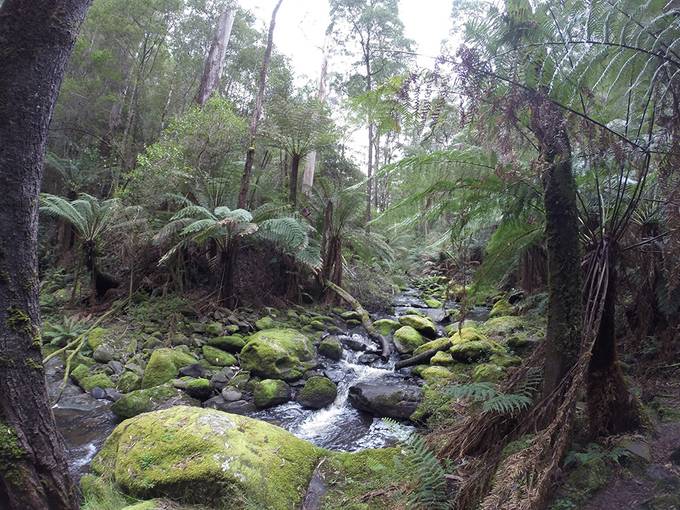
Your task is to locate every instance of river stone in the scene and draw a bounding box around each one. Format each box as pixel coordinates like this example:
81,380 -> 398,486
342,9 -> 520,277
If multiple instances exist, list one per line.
111,384 -> 199,420
116,371 -> 141,393
297,376 -> 337,409
318,337 -> 342,361
240,329 -> 315,381
393,326 -> 424,354
108,360 -> 125,375
173,378 -> 213,401
179,363 -> 206,379
201,345 -> 236,367
253,379 -> 291,409
141,348 -> 197,389
372,319 -> 400,336
348,382 -> 422,419
398,315 -> 437,338
359,353 -> 379,364
221,388 -> 242,402
207,335 -> 246,353
489,299 -> 515,318
204,397 -> 257,415
93,344 -> 115,364
90,407 -> 321,509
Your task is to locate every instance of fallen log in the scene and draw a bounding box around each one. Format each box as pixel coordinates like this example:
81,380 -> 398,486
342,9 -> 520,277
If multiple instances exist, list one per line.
324,280 -> 392,359
394,340 -> 452,370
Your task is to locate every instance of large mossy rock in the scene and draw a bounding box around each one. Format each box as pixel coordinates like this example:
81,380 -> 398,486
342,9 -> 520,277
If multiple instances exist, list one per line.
398,315 -> 437,337
413,337 -> 450,356
70,365 -> 114,391
297,376 -> 337,409
253,379 -> 291,409
111,384 -> 199,419
207,335 -> 245,353
393,326 -> 424,354
141,348 -> 197,389
489,298 -> 516,318
91,406 -> 321,509
318,336 -> 342,361
372,319 -> 400,336
240,329 -> 315,381
201,345 -> 236,367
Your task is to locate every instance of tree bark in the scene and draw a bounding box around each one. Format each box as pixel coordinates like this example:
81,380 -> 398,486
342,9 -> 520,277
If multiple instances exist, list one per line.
195,6 -> 236,107
0,1 -> 92,508
289,153 -> 301,206
529,95 -> 582,397
238,0 -> 284,208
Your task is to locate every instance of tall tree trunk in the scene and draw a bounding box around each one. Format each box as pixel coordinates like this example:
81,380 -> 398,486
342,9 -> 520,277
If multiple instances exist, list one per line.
219,247 -> 238,309
0,1 -> 92,508
302,46 -> 329,195
289,153 -> 301,206
195,6 -> 236,107
529,95 -> 582,397
586,243 -> 643,436
238,0 -> 284,208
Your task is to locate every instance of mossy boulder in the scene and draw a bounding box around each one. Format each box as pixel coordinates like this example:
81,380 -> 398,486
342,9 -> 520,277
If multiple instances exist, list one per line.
473,363 -> 505,382
90,407 -> 321,509
450,340 -> 498,363
430,351 -> 454,366
141,348 -> 198,389
297,376 -> 337,409
420,366 -> 457,382
481,315 -> 526,339
255,316 -> 276,330
450,326 -> 487,345
489,299 -> 516,318
205,322 -> 224,336
111,385 -> 199,419
424,297 -> 442,308
201,345 -> 236,367
207,335 -> 245,353
318,337 -> 342,361
372,318 -> 400,336
240,329 -> 315,381
174,378 -> 213,400
253,379 -> 291,409
393,326 -> 425,354
86,327 -> 108,351
398,315 -> 437,337
116,371 -> 141,393
413,337 -> 450,356
70,365 -> 114,391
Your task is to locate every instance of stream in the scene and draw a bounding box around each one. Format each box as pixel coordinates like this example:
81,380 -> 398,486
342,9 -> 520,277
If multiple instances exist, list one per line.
49,288 -> 445,477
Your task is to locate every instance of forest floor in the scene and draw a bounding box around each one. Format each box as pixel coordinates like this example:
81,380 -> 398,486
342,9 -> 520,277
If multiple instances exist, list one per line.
582,374 -> 680,510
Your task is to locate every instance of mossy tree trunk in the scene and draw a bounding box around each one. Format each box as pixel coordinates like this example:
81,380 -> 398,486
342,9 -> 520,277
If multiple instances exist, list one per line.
529,95 -> 582,397
0,1 -> 92,508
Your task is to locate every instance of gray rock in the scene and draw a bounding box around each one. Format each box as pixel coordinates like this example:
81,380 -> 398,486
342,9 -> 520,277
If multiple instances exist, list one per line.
104,388 -> 122,401
348,382 -> 422,419
108,360 -> 125,375
324,368 -> 346,383
179,363 -> 206,379
93,345 -> 115,364
125,362 -> 144,377
358,353 -> 379,364
203,396 -> 256,415
221,388 -> 242,402
210,368 -> 235,390
90,387 -> 108,399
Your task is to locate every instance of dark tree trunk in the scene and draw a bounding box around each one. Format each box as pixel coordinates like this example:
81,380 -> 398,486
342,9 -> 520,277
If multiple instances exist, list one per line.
219,247 -> 238,309
195,7 -> 236,107
289,153 -> 301,206
587,244 -> 643,436
0,1 -> 92,508
238,0 -> 284,208
529,95 -> 582,397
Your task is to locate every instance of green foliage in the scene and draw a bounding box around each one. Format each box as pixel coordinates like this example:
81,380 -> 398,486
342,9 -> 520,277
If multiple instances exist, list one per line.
42,317 -> 89,347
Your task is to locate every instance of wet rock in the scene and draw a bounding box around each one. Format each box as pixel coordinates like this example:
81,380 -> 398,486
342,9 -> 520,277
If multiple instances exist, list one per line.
318,337 -> 343,361
111,385 -> 199,420
93,344 -> 115,364
240,329 -> 315,381
221,388 -> 242,402
203,397 -> 256,415
348,382 -> 422,419
253,379 -> 291,409
671,446 -> 680,466
297,376 -> 337,409
179,363 -> 206,379
141,348 -> 197,389
342,335 -> 369,352
359,353 -> 379,364
104,388 -> 123,401
393,326 -> 425,354
173,378 -> 213,401
324,368 -> 346,383
398,315 -> 437,338
207,335 -> 245,353
210,367 -> 235,390
90,387 -> 108,400
372,319 -> 400,336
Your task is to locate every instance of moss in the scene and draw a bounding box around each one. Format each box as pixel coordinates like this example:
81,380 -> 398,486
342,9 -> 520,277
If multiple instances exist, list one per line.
393,326 -> 425,354
207,335 -> 245,353
240,329 -> 315,381
481,315 -> 526,338
117,371 -> 142,393
430,351 -> 454,365
398,315 -> 436,337
0,421 -> 25,481
111,385 -> 195,419
501,434 -> 536,460
420,366 -> 456,382
253,379 -> 291,408
297,376 -> 337,408
180,378 -> 213,400
87,327 -> 108,350
24,356 -> 43,370
81,373 -> 115,391
450,338 -> 504,363
254,317 -> 276,330
371,319 -> 400,336
6,306 -> 33,335
318,337 -> 342,361
450,326 -> 486,344
489,353 -> 522,367
489,298 -> 516,319
321,448 -> 403,510
201,345 -> 236,367
472,363 -> 505,382
413,337 -> 450,356
141,348 -> 197,389
227,371 -> 250,390
549,457 -> 612,510
204,322 -> 224,336
91,406 -> 321,509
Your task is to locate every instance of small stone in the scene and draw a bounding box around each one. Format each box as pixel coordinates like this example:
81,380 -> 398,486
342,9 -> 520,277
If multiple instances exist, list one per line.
201,345 -> 236,367
203,397 -> 256,415
255,317 -> 276,330
205,322 -> 224,336
359,353 -> 379,364
221,388 -> 242,402
90,387 -> 107,399
93,345 -> 115,364
107,360 -> 125,375
318,337 -> 343,361
253,379 -> 291,409
179,363 -> 206,379
104,388 -> 122,401
297,377 -> 337,409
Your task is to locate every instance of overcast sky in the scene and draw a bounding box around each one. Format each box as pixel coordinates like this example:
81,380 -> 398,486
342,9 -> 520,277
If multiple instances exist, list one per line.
238,0 -> 453,84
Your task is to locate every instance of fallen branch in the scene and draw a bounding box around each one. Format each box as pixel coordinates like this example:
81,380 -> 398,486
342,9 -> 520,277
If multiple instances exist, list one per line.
395,341 -> 452,369
324,280 -> 392,359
